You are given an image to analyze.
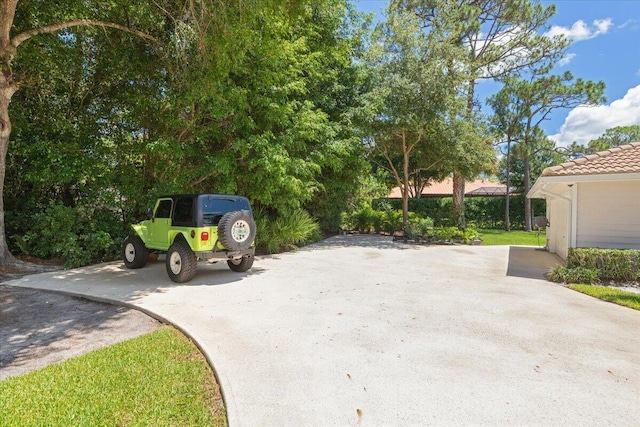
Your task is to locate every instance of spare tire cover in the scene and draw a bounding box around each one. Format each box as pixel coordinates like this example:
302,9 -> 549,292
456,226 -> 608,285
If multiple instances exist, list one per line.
217,210 -> 256,251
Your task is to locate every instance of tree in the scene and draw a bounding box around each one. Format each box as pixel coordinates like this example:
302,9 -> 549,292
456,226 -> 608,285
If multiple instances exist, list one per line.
489,71 -> 605,230
393,0 -> 568,228
0,0 -> 170,265
586,125 -> 640,152
488,86 -> 524,231
2,1 -> 301,265
565,125 -> 640,159
144,1 -> 372,227
365,8 -> 466,231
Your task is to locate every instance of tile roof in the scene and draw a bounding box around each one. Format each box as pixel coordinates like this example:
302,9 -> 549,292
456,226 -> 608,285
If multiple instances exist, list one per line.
388,177 -> 507,198
541,142 -> 640,177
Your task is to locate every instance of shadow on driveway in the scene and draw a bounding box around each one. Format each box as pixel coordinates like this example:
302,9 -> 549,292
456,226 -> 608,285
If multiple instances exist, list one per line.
0,285 -> 160,380
506,246 -> 562,280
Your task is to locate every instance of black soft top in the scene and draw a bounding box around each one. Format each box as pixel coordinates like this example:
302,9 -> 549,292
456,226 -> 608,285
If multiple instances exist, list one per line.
156,194 -> 252,227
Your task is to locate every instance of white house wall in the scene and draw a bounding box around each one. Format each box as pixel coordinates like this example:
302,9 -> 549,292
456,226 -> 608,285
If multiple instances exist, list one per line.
576,181 -> 640,249
547,197 -> 570,259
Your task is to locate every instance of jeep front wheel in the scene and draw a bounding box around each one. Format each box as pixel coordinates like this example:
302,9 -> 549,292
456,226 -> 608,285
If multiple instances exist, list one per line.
122,235 -> 149,269
218,210 -> 256,251
166,239 -> 197,283
227,255 -> 254,272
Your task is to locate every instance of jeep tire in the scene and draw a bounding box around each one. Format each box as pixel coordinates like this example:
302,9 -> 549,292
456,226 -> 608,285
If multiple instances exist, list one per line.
227,255 -> 254,272
166,238 -> 197,283
122,235 -> 149,269
218,210 -> 256,251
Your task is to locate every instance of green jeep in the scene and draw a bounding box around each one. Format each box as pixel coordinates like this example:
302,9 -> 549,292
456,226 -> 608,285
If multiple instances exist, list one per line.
122,194 -> 256,283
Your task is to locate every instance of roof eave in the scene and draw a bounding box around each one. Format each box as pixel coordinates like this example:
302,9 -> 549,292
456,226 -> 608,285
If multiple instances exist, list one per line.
528,172 -> 640,199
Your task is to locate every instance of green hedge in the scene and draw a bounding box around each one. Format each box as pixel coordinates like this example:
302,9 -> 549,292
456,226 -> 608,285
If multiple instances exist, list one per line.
373,196 -> 545,229
567,248 -> 640,283
11,202 -> 124,268
549,248 -> 640,284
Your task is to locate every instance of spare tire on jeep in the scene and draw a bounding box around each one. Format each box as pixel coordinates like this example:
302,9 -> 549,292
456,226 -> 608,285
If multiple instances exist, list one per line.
217,210 -> 256,251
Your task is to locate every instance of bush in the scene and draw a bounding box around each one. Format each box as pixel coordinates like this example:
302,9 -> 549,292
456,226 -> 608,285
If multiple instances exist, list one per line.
373,196 -> 547,230
255,208 -> 321,254
342,201 -> 404,235
405,215 -> 434,240
13,203 -> 122,268
343,202 -> 377,233
567,248 -> 640,283
381,209 -> 403,234
430,225 -> 478,244
548,266 -> 599,284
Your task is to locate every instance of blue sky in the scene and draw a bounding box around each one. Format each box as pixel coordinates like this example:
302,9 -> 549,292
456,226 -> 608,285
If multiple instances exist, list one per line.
354,0 -> 640,146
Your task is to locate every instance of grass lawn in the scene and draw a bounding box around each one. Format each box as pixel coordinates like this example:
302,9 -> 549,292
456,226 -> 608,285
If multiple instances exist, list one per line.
568,284 -> 640,311
0,326 -> 225,427
478,229 -> 546,246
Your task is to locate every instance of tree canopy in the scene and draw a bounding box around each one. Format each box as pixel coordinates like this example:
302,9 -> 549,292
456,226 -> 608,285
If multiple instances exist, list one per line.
2,0 -> 627,267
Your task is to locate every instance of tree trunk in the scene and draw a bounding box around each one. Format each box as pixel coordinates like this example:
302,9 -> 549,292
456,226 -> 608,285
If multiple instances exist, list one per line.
453,78 -> 476,230
402,132 -> 410,234
0,71 -> 18,264
452,172 -> 465,229
504,138 -> 511,231
523,147 -> 532,232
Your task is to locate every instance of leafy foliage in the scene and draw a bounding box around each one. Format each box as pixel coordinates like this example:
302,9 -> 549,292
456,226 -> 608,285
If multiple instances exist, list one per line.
364,5 -> 478,231
549,248 -> 640,285
341,201 -> 406,235
392,0 -> 569,228
548,266 -> 599,285
566,248 -> 640,283
489,71 -> 605,230
373,196 -> 546,230
255,208 -> 321,254
6,0 -> 373,265
12,203 -> 122,268
566,125 -> 640,157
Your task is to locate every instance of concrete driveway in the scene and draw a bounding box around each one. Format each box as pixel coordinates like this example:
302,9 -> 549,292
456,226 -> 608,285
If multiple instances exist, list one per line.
7,235 -> 640,426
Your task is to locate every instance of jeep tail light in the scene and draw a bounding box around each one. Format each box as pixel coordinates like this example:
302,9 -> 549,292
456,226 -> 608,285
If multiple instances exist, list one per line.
201,232 -> 209,241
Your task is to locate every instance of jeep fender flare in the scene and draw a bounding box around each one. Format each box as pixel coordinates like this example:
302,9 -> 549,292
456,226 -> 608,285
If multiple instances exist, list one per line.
171,232 -> 189,245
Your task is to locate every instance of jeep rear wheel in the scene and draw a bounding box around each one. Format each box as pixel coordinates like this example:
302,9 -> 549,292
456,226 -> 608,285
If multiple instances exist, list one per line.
166,239 -> 197,283
227,255 -> 254,272
218,210 -> 256,251
122,235 -> 149,269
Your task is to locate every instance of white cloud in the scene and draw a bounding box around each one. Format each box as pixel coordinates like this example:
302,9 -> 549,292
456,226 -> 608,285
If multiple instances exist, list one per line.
618,19 -> 640,30
549,85 -> 640,146
544,18 -> 613,41
558,53 -> 576,67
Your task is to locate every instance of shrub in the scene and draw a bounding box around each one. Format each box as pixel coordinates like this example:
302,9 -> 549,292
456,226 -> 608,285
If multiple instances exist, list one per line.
13,203 -> 121,268
373,196 -> 547,230
381,209 -> 403,234
405,215 -> 434,240
344,201 -> 378,233
428,225 -> 478,244
548,266 -> 599,284
567,248 -> 640,283
433,226 -> 461,242
255,208 -> 320,254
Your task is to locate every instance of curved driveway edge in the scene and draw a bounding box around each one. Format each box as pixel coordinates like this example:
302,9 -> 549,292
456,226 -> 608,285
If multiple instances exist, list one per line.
7,235 -> 640,426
